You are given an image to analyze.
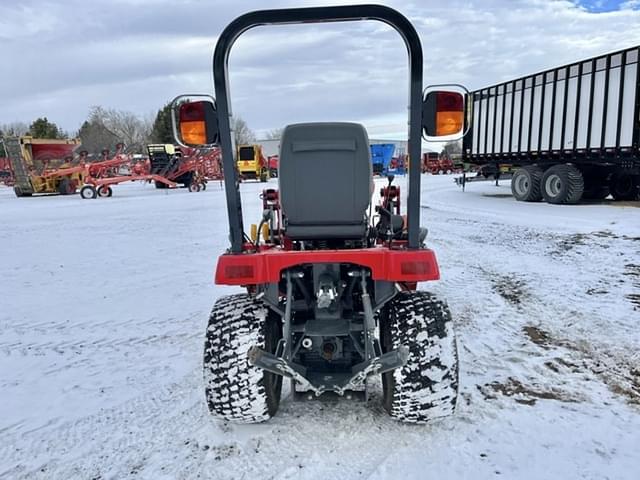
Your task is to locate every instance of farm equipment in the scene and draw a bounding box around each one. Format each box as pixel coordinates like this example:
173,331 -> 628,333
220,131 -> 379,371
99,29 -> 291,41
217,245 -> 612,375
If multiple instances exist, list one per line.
4,136 -> 82,197
147,143 -> 206,190
267,154 -> 279,178
422,152 -> 440,174
388,153 -> 407,175
237,144 -> 269,182
79,145 -> 176,199
197,148 -> 223,180
463,45 -> 640,203
370,143 -> 395,175
422,152 -> 460,174
172,5 -> 466,424
0,156 -> 14,186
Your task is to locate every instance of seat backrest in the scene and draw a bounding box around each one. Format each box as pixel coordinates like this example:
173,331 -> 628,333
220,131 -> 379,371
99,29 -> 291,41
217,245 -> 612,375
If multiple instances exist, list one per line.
279,122 -> 372,240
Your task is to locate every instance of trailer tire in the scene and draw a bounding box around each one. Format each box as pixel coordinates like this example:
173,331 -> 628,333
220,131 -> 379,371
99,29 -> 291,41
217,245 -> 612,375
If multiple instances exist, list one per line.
541,164 -> 584,204
511,166 -> 543,202
97,186 -> 113,197
80,185 -> 97,199
204,294 -> 283,423
609,173 -> 639,201
379,291 -> 458,423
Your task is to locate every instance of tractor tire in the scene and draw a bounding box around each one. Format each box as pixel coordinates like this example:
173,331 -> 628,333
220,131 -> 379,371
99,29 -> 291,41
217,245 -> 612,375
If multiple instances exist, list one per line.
379,291 -> 458,423
97,185 -> 113,197
80,185 -> 97,199
200,181 -> 207,191
511,166 -> 543,202
609,173 -> 639,201
203,294 -> 283,423
541,164 -> 584,204
188,182 -> 200,192
155,181 -> 168,189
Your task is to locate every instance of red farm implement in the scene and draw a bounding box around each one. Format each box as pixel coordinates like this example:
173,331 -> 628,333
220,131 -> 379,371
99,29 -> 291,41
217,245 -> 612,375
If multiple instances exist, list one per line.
147,144 -> 215,192
422,152 -> 461,174
0,157 -> 14,186
79,144 -> 175,199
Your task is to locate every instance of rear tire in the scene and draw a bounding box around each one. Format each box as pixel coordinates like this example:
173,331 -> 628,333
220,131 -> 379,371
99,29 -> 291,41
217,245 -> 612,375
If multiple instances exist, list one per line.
203,294 -> 283,423
380,291 -> 458,423
511,166 -> 543,202
541,164 -> 584,204
188,182 -> 200,192
610,173 -> 639,201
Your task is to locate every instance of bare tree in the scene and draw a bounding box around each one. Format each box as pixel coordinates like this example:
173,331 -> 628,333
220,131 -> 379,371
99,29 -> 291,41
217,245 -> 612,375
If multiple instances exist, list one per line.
264,127 -> 284,140
232,116 -> 255,145
441,140 -> 462,157
0,121 -> 29,137
87,106 -> 152,153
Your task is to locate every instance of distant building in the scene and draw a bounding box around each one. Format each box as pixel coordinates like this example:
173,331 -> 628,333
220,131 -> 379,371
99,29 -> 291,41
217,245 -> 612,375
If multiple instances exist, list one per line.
257,138 -> 413,157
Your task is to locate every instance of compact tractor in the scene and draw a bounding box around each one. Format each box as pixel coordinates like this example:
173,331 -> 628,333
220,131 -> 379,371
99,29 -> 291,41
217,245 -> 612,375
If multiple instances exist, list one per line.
174,5 -> 467,423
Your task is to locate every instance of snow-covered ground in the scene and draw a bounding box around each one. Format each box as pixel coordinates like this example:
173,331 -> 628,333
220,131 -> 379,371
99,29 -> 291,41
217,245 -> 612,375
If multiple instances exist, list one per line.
1,176 -> 639,479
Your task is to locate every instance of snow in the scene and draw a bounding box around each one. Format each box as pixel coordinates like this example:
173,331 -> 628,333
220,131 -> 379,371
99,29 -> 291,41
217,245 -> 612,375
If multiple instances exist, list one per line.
1,176 -> 639,479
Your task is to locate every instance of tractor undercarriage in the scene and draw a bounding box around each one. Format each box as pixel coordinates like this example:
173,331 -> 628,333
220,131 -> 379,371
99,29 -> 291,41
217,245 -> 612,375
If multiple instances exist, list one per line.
250,264 -> 408,397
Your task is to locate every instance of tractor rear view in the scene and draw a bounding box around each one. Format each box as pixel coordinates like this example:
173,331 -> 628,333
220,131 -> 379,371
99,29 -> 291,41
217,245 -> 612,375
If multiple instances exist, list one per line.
5,136 -> 82,197
172,5 -> 468,424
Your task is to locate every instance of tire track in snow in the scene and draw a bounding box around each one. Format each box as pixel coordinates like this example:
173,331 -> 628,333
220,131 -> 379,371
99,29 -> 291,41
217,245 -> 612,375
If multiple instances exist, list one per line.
422,203 -> 639,407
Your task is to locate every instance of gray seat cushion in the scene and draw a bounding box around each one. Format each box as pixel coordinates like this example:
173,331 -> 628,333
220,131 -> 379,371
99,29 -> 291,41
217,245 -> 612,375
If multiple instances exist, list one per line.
279,122 -> 372,240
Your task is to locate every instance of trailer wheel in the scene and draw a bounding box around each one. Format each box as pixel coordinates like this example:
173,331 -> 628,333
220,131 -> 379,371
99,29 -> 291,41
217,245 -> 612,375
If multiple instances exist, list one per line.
379,291 -> 458,423
97,186 -> 113,197
541,164 -> 584,204
203,294 -> 283,423
511,166 -> 543,202
80,185 -> 97,199
610,173 -> 639,201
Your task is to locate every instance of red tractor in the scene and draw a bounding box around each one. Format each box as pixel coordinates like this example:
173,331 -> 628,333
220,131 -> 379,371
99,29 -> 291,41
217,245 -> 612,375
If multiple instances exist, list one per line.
173,5 -> 467,423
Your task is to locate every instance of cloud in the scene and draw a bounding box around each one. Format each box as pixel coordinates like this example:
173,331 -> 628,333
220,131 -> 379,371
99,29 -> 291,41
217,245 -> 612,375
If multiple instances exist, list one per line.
1,0 -> 639,140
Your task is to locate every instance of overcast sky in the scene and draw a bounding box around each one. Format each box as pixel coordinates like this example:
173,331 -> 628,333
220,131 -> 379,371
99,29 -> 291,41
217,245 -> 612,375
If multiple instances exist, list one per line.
1,0 -> 639,139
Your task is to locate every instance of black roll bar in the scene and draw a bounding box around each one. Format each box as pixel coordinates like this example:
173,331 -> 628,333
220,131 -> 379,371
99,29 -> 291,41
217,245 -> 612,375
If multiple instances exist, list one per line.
213,5 -> 424,253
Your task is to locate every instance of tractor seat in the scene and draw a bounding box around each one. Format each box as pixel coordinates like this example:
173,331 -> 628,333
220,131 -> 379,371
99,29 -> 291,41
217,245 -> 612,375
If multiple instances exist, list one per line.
279,122 -> 373,240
